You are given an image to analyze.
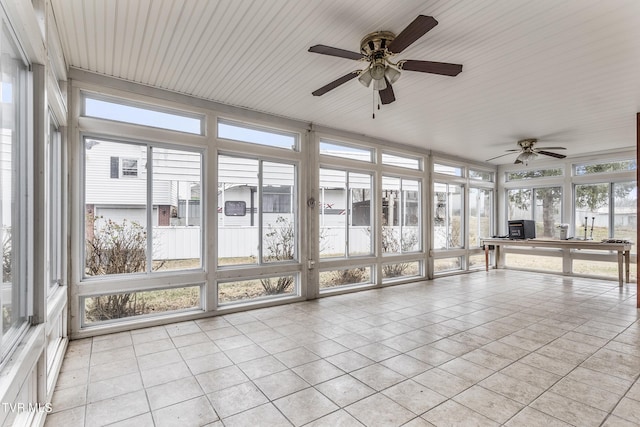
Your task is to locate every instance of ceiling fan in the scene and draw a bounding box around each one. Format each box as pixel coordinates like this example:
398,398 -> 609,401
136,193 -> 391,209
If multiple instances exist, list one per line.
308,15 -> 463,105
486,138 -> 567,165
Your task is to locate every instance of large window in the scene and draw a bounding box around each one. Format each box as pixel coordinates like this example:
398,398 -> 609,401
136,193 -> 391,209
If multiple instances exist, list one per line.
84,139 -> 203,277
469,188 -> 492,247
433,183 -> 463,249
574,181 -> 637,243
381,177 -> 421,254
507,187 -> 561,238
1,19 -> 29,359
319,169 -> 372,258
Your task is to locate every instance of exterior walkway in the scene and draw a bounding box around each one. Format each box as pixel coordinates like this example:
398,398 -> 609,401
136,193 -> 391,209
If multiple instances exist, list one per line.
46,270 -> 639,426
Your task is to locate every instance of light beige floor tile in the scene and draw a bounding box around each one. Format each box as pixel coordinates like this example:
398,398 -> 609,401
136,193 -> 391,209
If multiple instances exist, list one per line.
177,341 -> 220,360
504,407 -> 572,426
145,376 -> 203,410
136,348 -> 182,371
315,374 -> 375,407
481,340 -> 530,360
461,348 -> 513,370
170,331 -> 210,347
164,320 -> 201,337
325,350 -> 375,372
581,355 -> 640,381
152,395 -> 218,427
565,366 -> 633,395
626,380 -> 640,401
519,352 -> 576,376
222,403 -> 293,427
259,337 -> 300,354
208,381 -> 268,418
274,387 -> 339,426
413,368 -> 474,398
204,326 -> 241,340
133,338 -> 174,356
89,359 -> 138,383
224,343 -> 269,364
253,369 -> 310,400
55,368 -> 90,390
350,363 -> 406,391
292,359 -> 344,385
185,351 -> 233,375
87,372 -> 143,403
275,346 -> 321,368
304,339 -> 349,358
430,337 -> 477,356
379,354 -> 431,377
196,365 -> 249,394
50,384 -> 87,413
353,342 -> 400,362
92,333 -> 132,353
406,345 -> 456,366
479,372 -> 545,405
530,391 -> 608,427
453,385 -> 524,424
439,357 -> 494,382
382,379 -> 447,414
89,346 -> 136,367
60,354 -> 90,372
422,399 -> 499,426
213,334 -> 254,351
43,406 -> 85,427
237,355 -> 288,379
612,397 -> 640,424
85,390 -> 149,426
130,328 -> 169,345
106,412 -> 154,427
550,377 -> 621,412
345,393 -> 415,427
500,361 -> 561,389
535,343 -> 589,365
304,409 -> 364,427
333,333 -> 373,349
139,360 -> 192,388
601,414 -> 640,427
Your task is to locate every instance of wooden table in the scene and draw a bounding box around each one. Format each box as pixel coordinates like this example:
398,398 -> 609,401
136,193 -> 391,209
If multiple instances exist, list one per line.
481,238 -> 632,286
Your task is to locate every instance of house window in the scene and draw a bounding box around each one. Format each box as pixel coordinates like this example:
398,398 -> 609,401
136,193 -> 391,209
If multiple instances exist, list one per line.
110,156 -> 138,178
263,186 -> 292,213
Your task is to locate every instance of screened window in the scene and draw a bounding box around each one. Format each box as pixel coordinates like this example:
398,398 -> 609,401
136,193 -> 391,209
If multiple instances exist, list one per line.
84,94 -> 204,134
382,177 -> 421,254
433,163 -> 463,177
84,139 -> 203,277
469,170 -> 494,182
1,19 -> 29,360
507,168 -> 563,181
218,155 -> 297,266
507,187 -> 561,238
218,120 -> 298,150
381,152 -> 421,170
319,168 -> 373,258
575,181 -> 636,244
434,183 -> 463,249
320,140 -> 373,162
575,160 -> 636,176
469,188 -> 492,247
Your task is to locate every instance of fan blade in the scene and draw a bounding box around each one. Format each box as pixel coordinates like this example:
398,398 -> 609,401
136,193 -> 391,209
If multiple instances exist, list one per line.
308,45 -> 365,60
312,71 -> 360,96
401,60 -> 462,76
535,146 -> 566,150
486,152 -> 517,162
379,78 -> 395,104
537,150 -> 567,159
388,15 -> 438,54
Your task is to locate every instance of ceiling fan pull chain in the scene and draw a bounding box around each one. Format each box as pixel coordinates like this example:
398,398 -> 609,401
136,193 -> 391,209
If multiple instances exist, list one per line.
372,88 -> 376,119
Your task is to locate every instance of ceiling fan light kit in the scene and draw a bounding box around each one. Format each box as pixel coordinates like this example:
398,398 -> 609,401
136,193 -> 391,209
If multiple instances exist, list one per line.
486,138 -> 567,165
308,15 -> 463,108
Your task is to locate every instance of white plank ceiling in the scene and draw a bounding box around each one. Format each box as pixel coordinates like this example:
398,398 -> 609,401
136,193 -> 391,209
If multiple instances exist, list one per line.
51,0 -> 640,164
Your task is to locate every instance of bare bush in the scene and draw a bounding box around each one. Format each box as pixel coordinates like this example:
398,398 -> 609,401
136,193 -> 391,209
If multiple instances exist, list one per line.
261,216 -> 295,294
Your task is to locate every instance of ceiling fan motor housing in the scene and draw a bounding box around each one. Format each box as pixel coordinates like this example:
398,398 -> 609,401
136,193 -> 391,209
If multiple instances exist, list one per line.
360,31 -> 396,57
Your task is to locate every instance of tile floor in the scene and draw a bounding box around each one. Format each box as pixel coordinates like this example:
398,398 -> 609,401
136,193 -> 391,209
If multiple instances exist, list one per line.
45,270 -> 640,426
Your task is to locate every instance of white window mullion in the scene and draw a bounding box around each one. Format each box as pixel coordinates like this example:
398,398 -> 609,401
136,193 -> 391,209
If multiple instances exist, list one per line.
146,146 -> 153,273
